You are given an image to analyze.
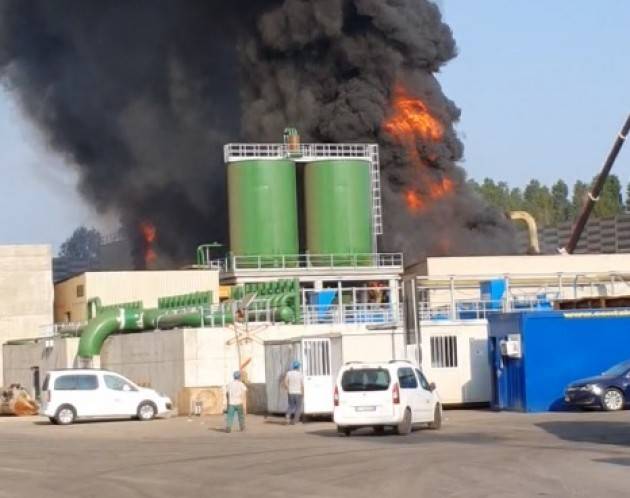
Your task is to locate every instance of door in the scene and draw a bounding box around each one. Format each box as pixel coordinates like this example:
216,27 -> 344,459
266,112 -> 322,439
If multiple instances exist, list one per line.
302,338 -> 334,414
102,374 -> 142,416
397,366 -> 426,422
415,368 -> 435,422
53,374 -> 101,417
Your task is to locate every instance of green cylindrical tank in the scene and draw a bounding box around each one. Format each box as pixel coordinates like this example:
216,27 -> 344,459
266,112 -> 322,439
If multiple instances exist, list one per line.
228,160 -> 298,264
304,159 -> 374,266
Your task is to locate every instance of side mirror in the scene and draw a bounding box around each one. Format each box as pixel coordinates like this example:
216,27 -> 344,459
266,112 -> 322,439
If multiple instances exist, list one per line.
428,382 -> 436,392
122,384 -> 131,392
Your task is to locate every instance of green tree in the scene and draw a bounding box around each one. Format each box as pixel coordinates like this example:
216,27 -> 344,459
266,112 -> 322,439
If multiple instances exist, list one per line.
523,179 -> 554,225
59,226 -> 103,262
571,180 -> 589,219
593,174 -> 623,218
626,181 -> 630,211
550,180 -> 571,224
508,187 -> 524,211
476,178 -> 512,213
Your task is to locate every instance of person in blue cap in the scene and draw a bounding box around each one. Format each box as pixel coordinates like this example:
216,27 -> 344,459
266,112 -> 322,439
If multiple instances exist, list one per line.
225,370 -> 247,433
283,360 -> 304,425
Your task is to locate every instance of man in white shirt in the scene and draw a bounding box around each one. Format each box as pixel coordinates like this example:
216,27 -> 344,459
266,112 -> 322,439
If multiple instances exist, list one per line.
283,360 -> 304,425
226,371 -> 247,433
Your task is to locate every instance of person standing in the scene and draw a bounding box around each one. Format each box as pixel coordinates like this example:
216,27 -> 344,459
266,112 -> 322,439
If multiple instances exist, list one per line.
225,370 -> 247,433
284,360 -> 304,425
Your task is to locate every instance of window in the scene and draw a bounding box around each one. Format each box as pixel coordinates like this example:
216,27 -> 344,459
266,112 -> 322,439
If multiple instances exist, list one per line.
303,340 -> 330,376
341,368 -> 390,392
54,375 -> 98,391
104,375 -> 136,392
431,336 -> 458,368
398,367 -> 418,389
76,285 -> 85,298
416,369 -> 430,391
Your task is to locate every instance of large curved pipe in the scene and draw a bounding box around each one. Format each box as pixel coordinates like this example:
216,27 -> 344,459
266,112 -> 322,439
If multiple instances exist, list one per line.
510,211 -> 540,254
78,308 -> 144,358
78,307 -> 238,358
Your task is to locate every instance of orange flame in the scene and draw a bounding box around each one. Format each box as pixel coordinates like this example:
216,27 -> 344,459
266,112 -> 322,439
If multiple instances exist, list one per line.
404,178 -> 454,212
383,84 -> 444,142
383,83 -> 454,214
139,221 -> 157,266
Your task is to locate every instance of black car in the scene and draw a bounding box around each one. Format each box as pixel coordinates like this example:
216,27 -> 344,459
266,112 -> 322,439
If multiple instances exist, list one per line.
564,360 -> 630,411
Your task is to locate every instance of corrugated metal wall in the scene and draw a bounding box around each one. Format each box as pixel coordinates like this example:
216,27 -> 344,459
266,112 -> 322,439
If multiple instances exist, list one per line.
518,214 -> 630,254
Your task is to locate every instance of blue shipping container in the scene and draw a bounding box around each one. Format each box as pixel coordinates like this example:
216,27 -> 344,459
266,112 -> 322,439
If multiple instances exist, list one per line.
488,309 -> 630,412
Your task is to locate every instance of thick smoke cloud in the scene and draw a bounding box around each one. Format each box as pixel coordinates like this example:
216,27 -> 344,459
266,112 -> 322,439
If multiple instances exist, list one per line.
240,0 -> 516,260
0,0 -> 515,266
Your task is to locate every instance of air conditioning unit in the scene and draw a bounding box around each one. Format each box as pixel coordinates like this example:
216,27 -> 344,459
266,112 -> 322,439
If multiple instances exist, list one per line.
500,335 -> 522,359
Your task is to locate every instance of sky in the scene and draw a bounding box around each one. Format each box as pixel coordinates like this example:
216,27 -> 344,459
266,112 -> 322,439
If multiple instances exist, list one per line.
1,1 -> 629,250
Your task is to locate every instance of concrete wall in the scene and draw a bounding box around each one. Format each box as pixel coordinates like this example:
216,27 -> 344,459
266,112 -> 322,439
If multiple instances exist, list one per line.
100,329 -> 186,405
3,321 -> 409,414
54,270 -> 220,322
2,338 -> 78,398
0,245 -> 54,386
99,323 -> 406,414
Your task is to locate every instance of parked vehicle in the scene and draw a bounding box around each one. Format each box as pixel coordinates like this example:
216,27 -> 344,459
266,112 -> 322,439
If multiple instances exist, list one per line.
564,360 -> 630,411
40,369 -> 172,425
333,360 -> 442,436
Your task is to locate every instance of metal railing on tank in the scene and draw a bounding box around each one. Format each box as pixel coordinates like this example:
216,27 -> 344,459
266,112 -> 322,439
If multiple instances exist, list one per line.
224,143 -> 375,162
302,303 -> 402,325
204,253 -> 403,272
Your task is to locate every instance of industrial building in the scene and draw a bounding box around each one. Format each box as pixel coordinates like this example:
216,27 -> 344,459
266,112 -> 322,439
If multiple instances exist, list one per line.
4,131 -> 630,415
0,245 -> 53,386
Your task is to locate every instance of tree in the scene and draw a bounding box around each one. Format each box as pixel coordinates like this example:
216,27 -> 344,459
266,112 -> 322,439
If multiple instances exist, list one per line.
59,226 -> 103,262
593,174 -> 623,218
523,179 -> 553,226
626,181 -> 630,212
476,178 -> 512,213
550,180 -> 570,224
571,180 -> 589,219
508,187 -> 524,211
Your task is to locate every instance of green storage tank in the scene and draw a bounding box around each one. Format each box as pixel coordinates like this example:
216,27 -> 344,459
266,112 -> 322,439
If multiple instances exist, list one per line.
304,159 -> 374,265
228,160 -> 299,264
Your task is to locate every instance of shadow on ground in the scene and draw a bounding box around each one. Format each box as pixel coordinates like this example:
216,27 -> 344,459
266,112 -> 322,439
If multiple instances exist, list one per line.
537,421 -> 630,447
309,426 -> 505,445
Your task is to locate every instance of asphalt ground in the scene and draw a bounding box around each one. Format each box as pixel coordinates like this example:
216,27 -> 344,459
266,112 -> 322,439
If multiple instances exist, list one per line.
1,409 -> 630,497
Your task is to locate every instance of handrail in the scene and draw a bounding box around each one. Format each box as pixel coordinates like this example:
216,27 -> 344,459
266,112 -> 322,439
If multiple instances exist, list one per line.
201,252 -> 403,272
302,303 -> 402,325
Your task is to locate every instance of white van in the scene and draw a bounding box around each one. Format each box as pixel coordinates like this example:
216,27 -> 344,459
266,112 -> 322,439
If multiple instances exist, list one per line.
333,361 -> 442,436
41,369 -> 172,425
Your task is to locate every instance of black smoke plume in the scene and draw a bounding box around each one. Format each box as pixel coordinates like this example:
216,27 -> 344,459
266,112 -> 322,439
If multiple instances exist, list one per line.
0,0 -> 516,266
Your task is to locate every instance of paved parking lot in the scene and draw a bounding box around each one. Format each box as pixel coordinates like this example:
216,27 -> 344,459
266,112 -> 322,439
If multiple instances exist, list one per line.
1,409 -> 630,497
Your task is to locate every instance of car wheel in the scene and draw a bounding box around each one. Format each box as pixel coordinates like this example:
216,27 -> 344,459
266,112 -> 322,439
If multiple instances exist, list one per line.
395,408 -> 412,435
137,401 -> 157,421
373,425 -> 385,435
54,405 -> 76,425
602,388 -> 624,411
48,417 -> 57,425
428,404 -> 442,430
337,426 -> 352,437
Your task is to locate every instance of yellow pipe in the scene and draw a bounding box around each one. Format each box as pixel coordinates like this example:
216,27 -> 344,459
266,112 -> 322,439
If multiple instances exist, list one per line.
510,211 -> 540,254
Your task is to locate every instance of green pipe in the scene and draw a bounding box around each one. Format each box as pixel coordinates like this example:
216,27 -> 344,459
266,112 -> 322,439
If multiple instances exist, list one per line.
78,308 -> 144,358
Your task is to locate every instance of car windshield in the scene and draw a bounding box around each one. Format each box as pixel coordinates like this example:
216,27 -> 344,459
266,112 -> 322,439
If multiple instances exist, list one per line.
602,360 -> 630,377
341,368 -> 390,392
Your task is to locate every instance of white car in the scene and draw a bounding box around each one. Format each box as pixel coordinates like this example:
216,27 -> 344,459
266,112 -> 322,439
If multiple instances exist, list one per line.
333,360 -> 442,436
40,369 -> 172,425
